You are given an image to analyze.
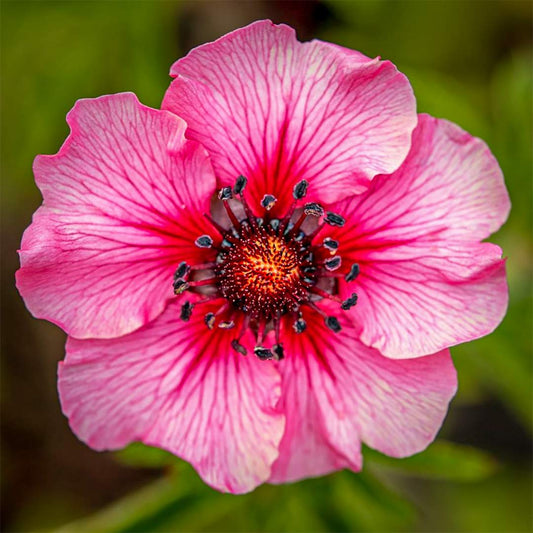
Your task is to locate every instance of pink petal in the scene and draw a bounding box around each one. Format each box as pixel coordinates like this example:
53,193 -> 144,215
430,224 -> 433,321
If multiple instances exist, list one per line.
268,350 -> 359,483
162,20 -> 416,215
59,298 -> 284,494
328,114 -> 510,357
17,93 -> 218,339
269,303 -> 456,483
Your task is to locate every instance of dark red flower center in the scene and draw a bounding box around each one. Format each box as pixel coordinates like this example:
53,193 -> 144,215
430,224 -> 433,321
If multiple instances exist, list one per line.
173,176 -> 359,361
217,224 -> 310,320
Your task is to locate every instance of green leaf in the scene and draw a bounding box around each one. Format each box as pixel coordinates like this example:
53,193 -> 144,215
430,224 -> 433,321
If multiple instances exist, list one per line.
114,442 -> 178,468
365,440 -> 497,481
53,473 -> 190,533
329,470 -> 416,532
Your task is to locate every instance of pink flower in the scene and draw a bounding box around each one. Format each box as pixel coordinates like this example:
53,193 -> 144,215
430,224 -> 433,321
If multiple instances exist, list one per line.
16,21 -> 509,493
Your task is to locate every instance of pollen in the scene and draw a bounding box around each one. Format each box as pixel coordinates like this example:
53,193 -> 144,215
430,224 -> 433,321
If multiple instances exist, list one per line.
217,224 -> 309,319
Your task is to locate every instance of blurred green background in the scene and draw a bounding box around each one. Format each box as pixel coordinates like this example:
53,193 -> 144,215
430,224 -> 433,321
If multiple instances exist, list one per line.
1,1 -> 531,531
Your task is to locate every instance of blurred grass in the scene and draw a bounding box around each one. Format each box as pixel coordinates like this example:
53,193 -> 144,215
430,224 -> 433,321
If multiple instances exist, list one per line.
1,0 -> 532,532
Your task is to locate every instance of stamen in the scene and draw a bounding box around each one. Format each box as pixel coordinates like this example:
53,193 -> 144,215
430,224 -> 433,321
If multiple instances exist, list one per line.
231,339 -> 247,355
272,344 -> 284,360
206,302 -> 231,329
261,194 -> 277,211
311,286 -> 342,303
304,203 -> 324,217
288,211 -> 308,236
254,346 -> 274,360
293,179 -> 309,199
188,278 -> 217,288
324,256 -> 342,271
222,198 -> 241,227
190,262 -> 217,271
341,293 -> 358,310
221,238 -> 234,248
239,193 -> 259,230
345,263 -> 360,282
325,316 -> 342,332
307,301 -> 326,317
257,320 -> 267,345
294,230 -> 305,242
195,235 -> 213,248
204,312 -> 216,329
293,317 -> 307,334
173,279 -> 189,295
180,301 -> 193,321
307,222 -> 325,241
324,212 -> 345,227
174,261 -> 190,280
204,214 -> 231,238
230,314 -> 251,355
218,320 -> 235,329
233,175 -> 247,195
218,187 -> 233,201
323,238 -> 339,252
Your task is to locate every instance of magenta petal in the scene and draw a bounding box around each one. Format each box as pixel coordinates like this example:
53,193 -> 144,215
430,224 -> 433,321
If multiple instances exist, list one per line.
59,299 -> 284,494
269,304 -> 456,483
269,351 -> 360,483
331,114 -> 510,357
162,20 -> 416,214
17,93 -> 218,339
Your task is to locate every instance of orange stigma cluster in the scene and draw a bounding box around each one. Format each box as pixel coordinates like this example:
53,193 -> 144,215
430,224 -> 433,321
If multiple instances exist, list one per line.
172,176 -> 359,361
217,225 -> 309,320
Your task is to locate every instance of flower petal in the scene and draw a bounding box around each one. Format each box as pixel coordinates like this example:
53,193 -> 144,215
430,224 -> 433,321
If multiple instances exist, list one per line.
59,298 -> 284,494
269,303 -> 456,483
17,93 -> 218,339
268,348 -> 358,483
162,20 -> 416,215
328,114 -> 510,357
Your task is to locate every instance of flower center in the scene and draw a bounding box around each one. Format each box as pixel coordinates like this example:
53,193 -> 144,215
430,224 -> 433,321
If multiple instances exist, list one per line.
217,226 -> 310,320
172,176 -> 359,361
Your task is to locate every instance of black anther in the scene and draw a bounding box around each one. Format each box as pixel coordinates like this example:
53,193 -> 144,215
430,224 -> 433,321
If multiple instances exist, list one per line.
218,186 -> 232,200
293,179 -> 309,200
233,175 -> 247,195
231,339 -> 247,355
341,293 -> 358,310
173,279 -> 189,295
270,219 -> 280,230
261,194 -> 277,211
323,238 -> 339,251
174,261 -> 190,280
325,316 -> 342,333
325,212 -> 345,227
204,312 -> 216,329
273,344 -> 285,360
345,263 -> 360,282
254,346 -> 274,360
180,301 -> 193,321
195,235 -> 213,248
304,202 -> 324,217
293,318 -> 307,334
325,256 -> 342,271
